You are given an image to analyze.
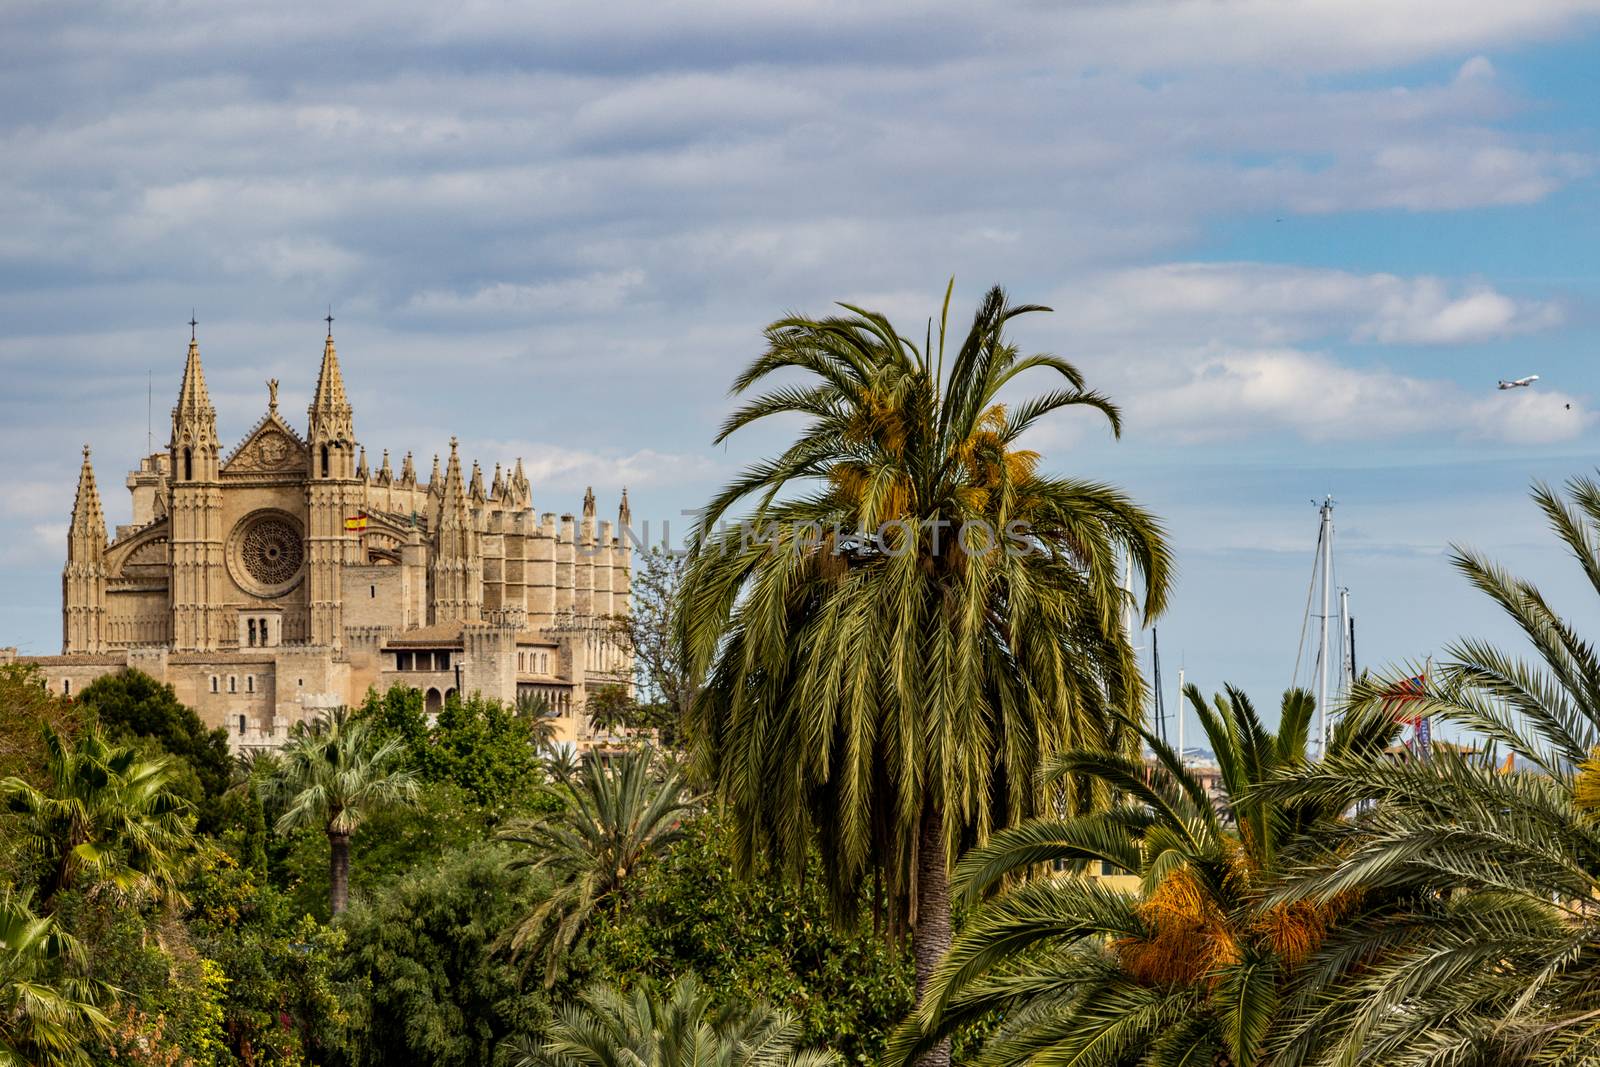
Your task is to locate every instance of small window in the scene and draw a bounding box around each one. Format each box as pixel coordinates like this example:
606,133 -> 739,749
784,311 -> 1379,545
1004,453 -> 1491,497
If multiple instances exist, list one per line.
237,714 -> 247,734
248,619 -> 257,646
370,585 -> 376,598
246,675 -> 255,694
297,678 -> 303,687
228,675 -> 237,694
183,447 -> 193,481
61,679 -> 71,697
210,676 -> 219,693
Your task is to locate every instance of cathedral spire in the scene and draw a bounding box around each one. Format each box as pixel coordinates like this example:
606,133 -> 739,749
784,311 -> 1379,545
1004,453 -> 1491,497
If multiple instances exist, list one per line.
307,324 -> 356,480
170,327 -> 219,483
490,462 -> 505,500
377,449 -> 393,485
400,450 -> 417,488
64,445 -> 109,654
618,486 -> 631,530
357,446 -> 370,481
69,445 -> 106,542
310,330 -> 351,416
431,437 -> 482,623
469,460 -> 486,504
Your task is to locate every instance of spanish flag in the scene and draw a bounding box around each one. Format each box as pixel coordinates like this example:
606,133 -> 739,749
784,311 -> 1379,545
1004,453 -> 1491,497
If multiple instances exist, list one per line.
344,512 -> 369,532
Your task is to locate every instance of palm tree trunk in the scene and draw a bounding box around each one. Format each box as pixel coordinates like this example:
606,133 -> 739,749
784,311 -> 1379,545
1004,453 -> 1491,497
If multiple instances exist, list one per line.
328,829 -> 351,916
913,801 -> 952,1067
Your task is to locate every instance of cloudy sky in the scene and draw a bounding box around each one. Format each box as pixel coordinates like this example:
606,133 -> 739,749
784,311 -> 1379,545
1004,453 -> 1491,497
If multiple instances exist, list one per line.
5,1 -> 1600,739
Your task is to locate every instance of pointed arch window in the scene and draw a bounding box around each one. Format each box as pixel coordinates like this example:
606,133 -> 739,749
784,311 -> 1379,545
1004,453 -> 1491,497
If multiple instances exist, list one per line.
321,445 -> 330,478
183,447 -> 193,481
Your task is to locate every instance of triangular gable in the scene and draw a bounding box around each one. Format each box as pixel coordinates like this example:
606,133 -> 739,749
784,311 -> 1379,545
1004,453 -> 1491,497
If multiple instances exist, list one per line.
222,411 -> 308,476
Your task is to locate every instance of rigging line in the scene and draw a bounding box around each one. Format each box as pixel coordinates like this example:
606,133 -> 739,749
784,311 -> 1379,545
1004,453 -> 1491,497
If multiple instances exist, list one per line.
1291,514 -> 1324,690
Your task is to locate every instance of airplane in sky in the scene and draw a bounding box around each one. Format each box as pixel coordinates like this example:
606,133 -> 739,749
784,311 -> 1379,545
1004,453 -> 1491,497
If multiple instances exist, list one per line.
1497,375 -> 1540,390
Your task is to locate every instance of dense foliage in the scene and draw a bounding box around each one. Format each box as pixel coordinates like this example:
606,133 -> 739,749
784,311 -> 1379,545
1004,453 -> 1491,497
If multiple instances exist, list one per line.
12,303 -> 1600,1067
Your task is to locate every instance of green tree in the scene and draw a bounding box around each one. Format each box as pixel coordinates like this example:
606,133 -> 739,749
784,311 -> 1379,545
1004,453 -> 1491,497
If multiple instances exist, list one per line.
610,547 -> 699,748
1261,475 -> 1600,1065
584,685 -> 636,738
511,975 -> 840,1067
678,285 -> 1171,1066
0,887 -> 110,1067
74,669 -> 232,812
498,747 -> 696,986
2,725 -> 195,910
888,686 -> 1398,1067
585,816 -> 913,1063
337,843 -> 549,1067
359,686 -> 546,816
264,711 -> 419,916
0,664 -> 84,786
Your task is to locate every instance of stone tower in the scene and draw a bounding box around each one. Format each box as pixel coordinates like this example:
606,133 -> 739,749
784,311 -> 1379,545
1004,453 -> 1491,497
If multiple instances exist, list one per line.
305,325 -> 361,648
431,438 -> 482,624
62,446 -> 108,653
169,331 -> 225,650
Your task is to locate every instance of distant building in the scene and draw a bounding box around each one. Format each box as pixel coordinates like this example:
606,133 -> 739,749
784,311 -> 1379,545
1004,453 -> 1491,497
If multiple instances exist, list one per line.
3,327 -> 631,750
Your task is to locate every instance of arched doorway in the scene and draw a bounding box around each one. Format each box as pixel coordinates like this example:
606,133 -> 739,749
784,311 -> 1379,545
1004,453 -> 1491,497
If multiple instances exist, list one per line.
425,688 -> 442,717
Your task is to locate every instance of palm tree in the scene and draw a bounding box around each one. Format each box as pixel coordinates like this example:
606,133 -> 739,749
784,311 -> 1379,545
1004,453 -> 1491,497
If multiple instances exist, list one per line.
1,725 -> 195,910
888,686 -> 1399,1066
263,710 -> 419,916
0,887 -> 111,1067
1260,475 -> 1600,1065
507,975 -> 840,1067
498,746 -> 695,986
678,285 -> 1171,1065
516,692 -> 560,750
541,744 -> 581,786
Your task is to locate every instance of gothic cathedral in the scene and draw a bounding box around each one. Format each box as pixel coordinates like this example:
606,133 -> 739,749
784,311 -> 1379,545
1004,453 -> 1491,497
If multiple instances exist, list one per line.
8,326 -> 633,750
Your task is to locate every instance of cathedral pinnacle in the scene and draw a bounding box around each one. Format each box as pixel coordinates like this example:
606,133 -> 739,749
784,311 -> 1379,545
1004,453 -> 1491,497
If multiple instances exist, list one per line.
70,445 -> 105,537
582,485 -> 596,519
309,328 -> 351,421
619,486 -> 631,528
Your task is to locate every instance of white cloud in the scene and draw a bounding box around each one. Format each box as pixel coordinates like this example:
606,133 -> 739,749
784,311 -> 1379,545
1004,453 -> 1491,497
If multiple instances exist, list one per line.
1126,347 -> 1588,445
1057,263 -> 1561,347
407,270 -> 647,318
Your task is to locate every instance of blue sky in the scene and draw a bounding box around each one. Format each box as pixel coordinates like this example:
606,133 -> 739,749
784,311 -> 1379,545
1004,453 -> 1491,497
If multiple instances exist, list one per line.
4,1 -> 1600,743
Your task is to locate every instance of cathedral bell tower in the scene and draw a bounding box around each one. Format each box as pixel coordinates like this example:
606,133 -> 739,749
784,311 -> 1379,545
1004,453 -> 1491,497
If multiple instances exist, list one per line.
305,317 -> 362,648
169,323 -> 226,651
63,446 -> 108,653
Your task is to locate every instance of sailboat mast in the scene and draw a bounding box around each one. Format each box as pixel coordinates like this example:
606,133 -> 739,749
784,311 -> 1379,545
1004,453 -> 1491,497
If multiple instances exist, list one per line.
1176,666 -> 1185,760
1316,496 -> 1335,758
1151,625 -> 1165,745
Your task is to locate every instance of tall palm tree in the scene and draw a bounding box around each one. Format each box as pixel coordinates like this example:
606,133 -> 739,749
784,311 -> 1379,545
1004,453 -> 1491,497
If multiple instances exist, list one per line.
1262,475 -> 1600,1065
0,887 -> 111,1067
498,746 -> 695,986
678,285 -> 1171,1065
263,710 -> 419,916
1,725 -> 195,910
508,975 -> 840,1067
888,686 -> 1399,1066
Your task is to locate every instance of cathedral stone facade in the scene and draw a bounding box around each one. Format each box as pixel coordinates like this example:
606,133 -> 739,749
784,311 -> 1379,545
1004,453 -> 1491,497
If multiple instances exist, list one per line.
3,328 -> 633,750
